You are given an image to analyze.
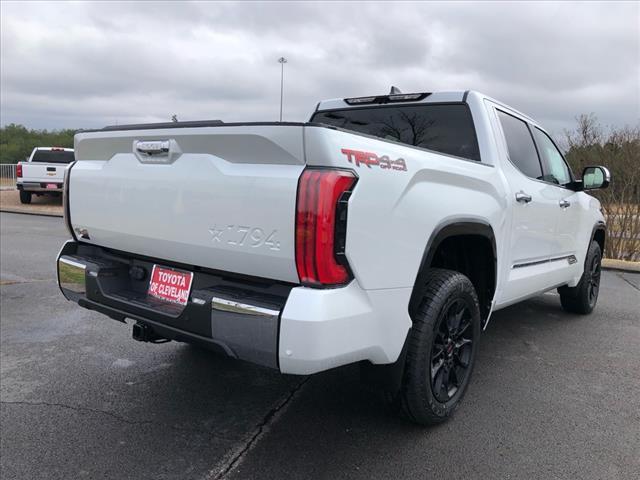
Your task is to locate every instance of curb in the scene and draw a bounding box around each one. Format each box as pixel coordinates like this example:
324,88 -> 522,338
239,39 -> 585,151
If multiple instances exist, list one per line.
0,208 -> 63,218
602,259 -> 640,274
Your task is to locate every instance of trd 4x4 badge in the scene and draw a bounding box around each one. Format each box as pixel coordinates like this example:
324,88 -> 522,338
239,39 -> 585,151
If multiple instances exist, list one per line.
341,148 -> 407,172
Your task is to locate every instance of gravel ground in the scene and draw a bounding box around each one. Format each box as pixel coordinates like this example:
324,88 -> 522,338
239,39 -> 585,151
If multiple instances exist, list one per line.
0,190 -> 63,216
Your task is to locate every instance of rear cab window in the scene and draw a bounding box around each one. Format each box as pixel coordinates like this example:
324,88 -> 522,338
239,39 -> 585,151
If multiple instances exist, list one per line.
31,150 -> 75,164
311,104 -> 481,162
496,110 -> 543,180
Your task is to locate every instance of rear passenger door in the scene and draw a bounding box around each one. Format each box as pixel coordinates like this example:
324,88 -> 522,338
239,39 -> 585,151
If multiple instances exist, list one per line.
493,109 -> 562,305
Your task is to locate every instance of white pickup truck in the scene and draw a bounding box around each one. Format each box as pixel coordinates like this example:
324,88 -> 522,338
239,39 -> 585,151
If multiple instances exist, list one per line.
17,147 -> 75,204
56,91 -> 610,424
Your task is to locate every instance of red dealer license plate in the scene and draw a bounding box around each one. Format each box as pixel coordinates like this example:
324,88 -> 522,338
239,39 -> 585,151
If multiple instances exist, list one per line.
147,265 -> 194,306
46,183 -> 58,189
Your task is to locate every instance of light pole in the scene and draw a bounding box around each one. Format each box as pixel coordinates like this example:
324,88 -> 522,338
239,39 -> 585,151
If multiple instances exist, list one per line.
278,57 -> 287,122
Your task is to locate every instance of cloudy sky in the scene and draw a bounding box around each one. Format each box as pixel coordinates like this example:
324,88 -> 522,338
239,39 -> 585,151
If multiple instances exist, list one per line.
1,1 -> 638,137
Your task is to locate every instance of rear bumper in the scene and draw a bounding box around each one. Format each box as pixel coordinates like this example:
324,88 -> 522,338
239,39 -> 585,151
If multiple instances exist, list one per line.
18,181 -> 63,192
279,282 -> 412,374
57,241 -> 288,369
57,241 -> 411,374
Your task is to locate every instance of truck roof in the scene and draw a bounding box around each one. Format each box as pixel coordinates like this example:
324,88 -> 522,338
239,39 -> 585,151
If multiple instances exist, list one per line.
315,90 -> 537,124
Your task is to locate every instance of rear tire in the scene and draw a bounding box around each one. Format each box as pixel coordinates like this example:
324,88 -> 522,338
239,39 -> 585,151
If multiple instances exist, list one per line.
19,191 -> 32,204
394,268 -> 481,425
558,241 -> 602,314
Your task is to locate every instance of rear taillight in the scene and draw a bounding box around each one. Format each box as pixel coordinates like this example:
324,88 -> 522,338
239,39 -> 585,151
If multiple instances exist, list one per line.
295,168 -> 357,287
63,162 -> 77,240
16,164 -> 22,178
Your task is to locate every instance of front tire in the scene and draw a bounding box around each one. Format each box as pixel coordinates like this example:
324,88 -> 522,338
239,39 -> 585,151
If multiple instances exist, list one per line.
395,268 -> 481,425
558,241 -> 602,314
19,191 -> 32,204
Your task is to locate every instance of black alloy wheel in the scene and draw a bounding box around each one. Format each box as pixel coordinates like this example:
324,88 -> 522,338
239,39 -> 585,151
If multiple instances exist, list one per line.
559,240 -> 602,314
393,268 -> 481,425
430,298 -> 475,403
587,253 -> 601,308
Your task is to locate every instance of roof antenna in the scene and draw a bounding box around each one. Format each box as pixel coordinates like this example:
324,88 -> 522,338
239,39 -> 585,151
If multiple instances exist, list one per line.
389,86 -> 402,94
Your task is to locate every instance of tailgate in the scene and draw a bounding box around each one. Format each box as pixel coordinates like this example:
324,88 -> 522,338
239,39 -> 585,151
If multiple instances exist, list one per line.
22,163 -> 66,183
70,125 -> 307,283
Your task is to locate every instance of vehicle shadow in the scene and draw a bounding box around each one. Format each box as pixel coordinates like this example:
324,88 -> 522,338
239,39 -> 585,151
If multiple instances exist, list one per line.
158,292 -> 573,438
216,293 -> 605,479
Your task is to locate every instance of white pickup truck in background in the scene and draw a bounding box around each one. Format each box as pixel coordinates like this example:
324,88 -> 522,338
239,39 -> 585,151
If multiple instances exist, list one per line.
17,147 -> 75,204
56,90 -> 610,425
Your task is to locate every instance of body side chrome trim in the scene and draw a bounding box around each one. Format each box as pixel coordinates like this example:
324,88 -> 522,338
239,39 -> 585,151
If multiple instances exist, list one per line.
512,254 -> 577,269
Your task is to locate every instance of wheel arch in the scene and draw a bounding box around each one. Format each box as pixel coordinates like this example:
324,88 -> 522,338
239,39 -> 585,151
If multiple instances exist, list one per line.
591,221 -> 606,255
409,218 -> 497,325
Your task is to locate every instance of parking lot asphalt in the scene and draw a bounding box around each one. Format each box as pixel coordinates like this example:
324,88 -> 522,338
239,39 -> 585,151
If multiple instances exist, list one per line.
1,212 -> 639,480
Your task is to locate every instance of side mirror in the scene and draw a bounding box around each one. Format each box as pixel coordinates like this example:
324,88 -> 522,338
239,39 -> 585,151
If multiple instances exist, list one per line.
581,166 -> 610,190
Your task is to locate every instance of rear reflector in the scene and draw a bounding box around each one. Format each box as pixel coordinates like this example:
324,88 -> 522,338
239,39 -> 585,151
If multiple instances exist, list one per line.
296,169 -> 356,287
16,164 -> 22,178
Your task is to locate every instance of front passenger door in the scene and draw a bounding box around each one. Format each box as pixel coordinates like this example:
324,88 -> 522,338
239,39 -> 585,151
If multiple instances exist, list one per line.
530,127 -> 583,286
530,127 -> 580,261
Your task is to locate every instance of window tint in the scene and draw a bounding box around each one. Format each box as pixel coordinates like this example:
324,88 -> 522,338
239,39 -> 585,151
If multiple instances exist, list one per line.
311,104 -> 480,161
31,150 -> 75,164
532,128 -> 572,185
497,111 -> 542,179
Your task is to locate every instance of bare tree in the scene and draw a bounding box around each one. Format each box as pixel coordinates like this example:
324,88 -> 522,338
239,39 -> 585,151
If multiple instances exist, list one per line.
565,113 -> 602,148
565,116 -> 640,261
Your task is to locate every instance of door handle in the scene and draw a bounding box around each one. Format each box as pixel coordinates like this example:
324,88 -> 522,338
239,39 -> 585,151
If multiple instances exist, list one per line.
515,191 -> 532,204
559,199 -> 571,209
